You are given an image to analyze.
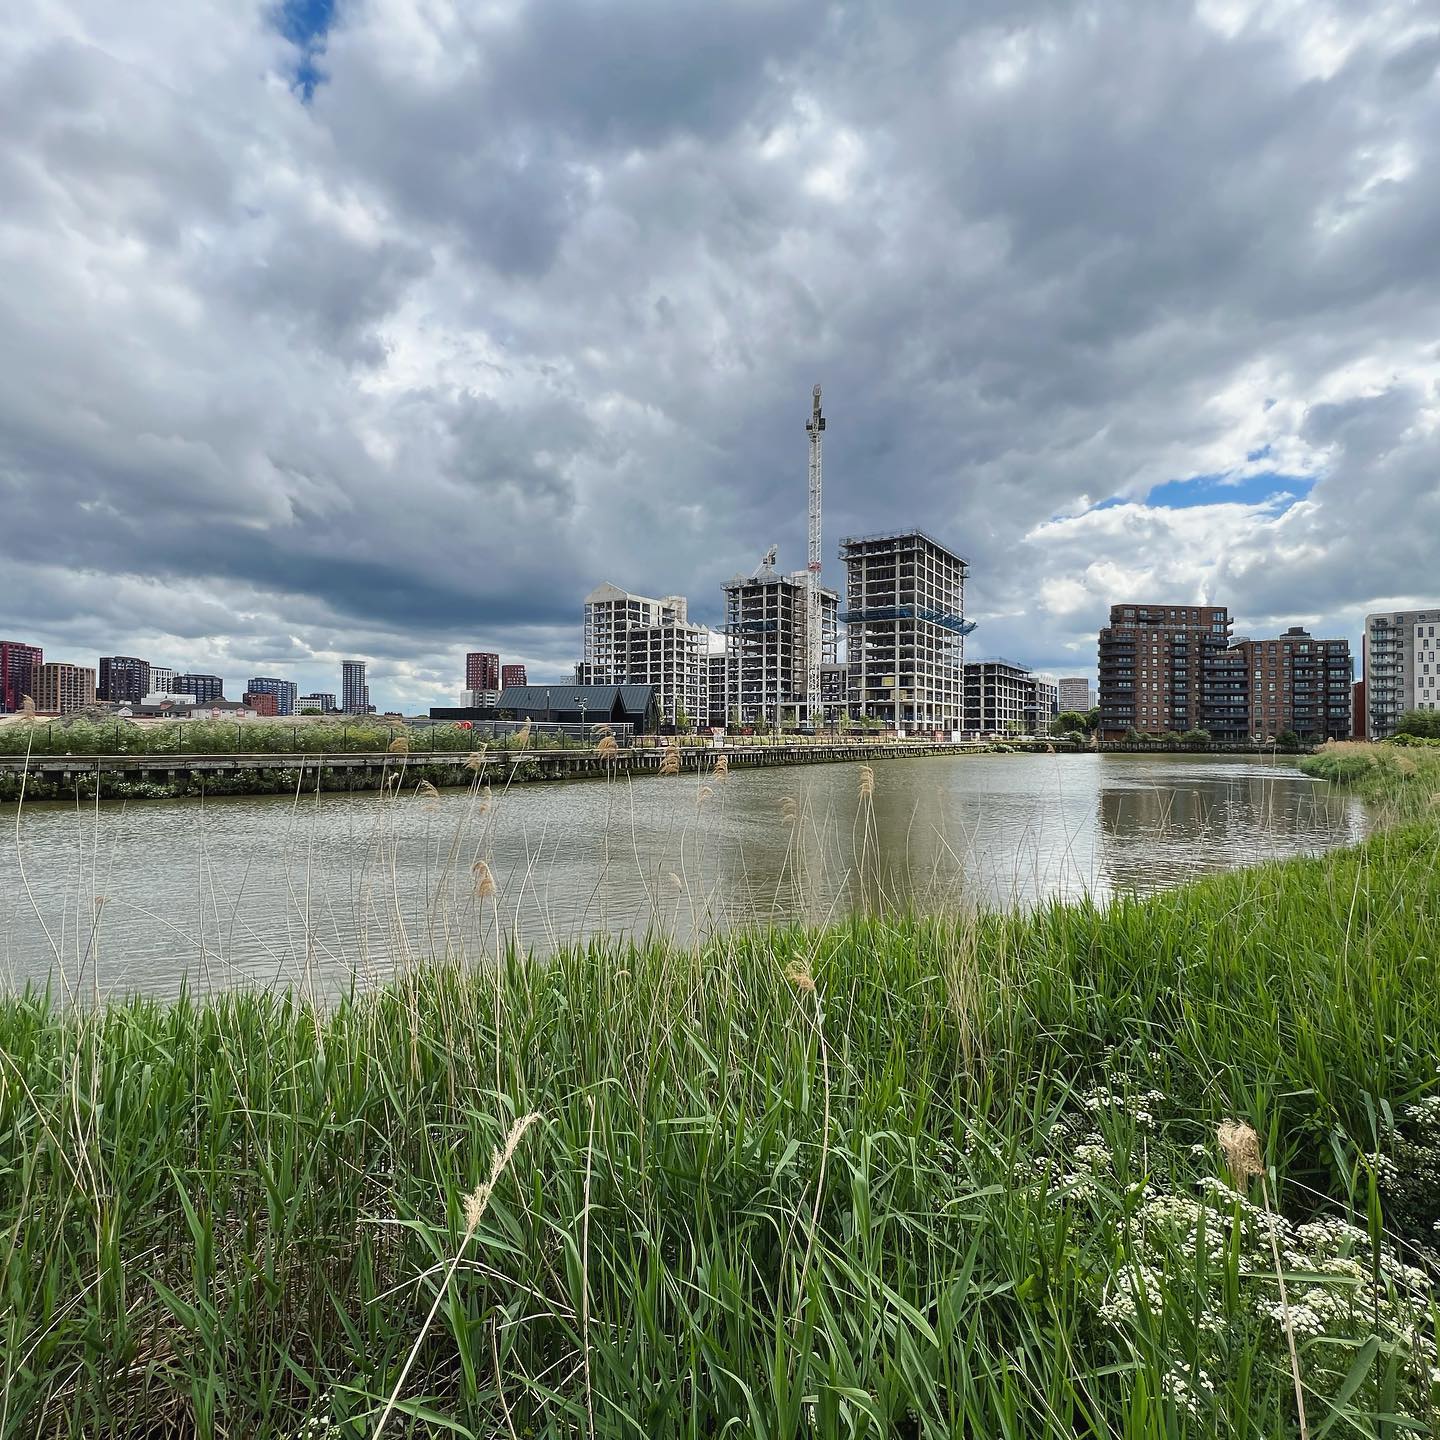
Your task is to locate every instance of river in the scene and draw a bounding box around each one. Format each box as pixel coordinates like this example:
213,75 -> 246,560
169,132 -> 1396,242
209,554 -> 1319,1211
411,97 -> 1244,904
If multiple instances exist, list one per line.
0,752 -> 1368,1001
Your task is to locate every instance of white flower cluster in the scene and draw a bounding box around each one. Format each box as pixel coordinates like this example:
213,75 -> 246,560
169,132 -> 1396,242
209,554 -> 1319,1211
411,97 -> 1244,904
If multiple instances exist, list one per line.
295,1416 -> 342,1439
1403,1094 -> 1440,1133
1079,1083 -> 1166,1130
1161,1366 -> 1213,1421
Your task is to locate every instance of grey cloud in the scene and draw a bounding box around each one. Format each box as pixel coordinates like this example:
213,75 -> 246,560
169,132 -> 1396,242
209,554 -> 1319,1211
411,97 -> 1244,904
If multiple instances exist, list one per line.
2,0 -> 1438,708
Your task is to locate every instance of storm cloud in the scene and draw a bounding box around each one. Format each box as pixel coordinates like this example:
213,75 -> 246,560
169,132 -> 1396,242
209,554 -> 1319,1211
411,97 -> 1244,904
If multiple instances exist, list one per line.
2,0 -> 1437,707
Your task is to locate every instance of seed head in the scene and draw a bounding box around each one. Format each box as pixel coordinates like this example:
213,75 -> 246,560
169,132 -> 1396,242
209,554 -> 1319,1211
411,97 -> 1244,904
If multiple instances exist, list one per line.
472,860 -> 497,899
858,764 -> 875,799
713,753 -> 729,778
388,736 -> 410,754
1217,1119 -> 1265,1186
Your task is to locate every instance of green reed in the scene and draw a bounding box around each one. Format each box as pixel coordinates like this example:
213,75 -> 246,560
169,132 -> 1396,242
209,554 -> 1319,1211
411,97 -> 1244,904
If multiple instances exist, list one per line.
1,771 -> 1438,1437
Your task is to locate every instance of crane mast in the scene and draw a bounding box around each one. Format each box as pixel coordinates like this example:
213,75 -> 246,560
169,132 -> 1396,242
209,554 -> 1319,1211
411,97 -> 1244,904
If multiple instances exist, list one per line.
805,384 -> 825,724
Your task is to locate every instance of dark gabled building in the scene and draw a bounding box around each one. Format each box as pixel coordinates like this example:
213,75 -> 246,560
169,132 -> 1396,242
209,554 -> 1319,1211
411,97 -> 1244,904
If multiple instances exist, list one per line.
496,684 -> 660,733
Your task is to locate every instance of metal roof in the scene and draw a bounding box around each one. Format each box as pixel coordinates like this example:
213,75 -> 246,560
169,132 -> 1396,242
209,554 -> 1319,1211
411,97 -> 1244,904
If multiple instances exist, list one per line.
496,684 -> 656,716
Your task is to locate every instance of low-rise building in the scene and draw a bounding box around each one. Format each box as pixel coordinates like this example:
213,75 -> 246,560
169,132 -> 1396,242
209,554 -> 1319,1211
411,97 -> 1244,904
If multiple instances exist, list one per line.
297,693 -> 338,713
243,690 -> 280,716
497,684 -> 659,733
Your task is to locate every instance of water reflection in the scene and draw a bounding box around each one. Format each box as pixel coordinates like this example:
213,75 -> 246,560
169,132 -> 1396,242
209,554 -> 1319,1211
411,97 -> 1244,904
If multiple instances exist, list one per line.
0,754 -> 1368,1001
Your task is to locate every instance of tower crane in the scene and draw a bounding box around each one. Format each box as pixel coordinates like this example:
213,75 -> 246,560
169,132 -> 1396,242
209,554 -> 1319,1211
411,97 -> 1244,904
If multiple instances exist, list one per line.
805,384 -> 826,724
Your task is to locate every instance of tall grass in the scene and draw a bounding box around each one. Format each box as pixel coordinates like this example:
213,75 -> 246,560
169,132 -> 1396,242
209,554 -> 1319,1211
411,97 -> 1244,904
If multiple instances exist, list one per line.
1,762 -> 1438,1436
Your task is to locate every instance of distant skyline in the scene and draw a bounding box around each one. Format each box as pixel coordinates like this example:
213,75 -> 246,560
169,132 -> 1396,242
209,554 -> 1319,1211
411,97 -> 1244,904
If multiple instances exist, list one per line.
2,1 -> 1437,712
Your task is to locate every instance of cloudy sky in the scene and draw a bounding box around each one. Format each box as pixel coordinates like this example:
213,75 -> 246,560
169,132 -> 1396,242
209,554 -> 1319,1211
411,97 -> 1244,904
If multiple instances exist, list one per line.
2,0 -> 1437,710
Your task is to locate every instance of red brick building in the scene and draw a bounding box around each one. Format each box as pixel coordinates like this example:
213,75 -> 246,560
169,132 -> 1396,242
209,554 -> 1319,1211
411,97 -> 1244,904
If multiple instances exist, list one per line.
243,690 -> 280,716
501,663 -> 527,688
466,651 -> 500,692
0,640 -> 43,713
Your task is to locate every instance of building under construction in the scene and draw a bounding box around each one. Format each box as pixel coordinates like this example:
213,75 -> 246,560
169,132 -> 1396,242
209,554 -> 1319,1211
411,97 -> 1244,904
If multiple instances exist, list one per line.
840,530 -> 972,733
722,549 -> 838,726
581,582 -> 710,726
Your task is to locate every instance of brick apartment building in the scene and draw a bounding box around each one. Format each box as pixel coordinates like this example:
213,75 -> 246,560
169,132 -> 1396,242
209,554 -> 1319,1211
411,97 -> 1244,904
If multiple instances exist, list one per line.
0,640 -> 44,712
98,655 -> 152,703
32,662 -> 97,715
466,652 -> 501,692
1098,604 -> 1352,742
243,690 -> 280,716
1098,604 -> 1238,740
1238,627 -> 1352,740
500,663 -> 527,688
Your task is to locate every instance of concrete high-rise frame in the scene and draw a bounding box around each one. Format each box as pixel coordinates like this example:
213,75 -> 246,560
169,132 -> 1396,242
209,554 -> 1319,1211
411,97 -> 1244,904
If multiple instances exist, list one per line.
839,530 -> 971,733
722,552 -> 838,727
582,582 -> 709,727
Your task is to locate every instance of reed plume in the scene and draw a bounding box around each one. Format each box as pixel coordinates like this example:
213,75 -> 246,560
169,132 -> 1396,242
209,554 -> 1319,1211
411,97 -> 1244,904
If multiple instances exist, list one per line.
373,1113 -> 542,1440
388,736 -> 410,754
464,749 -> 488,772
858,764 -> 875,799
596,735 -> 620,759
660,747 -> 680,776
472,861 -> 497,899
713,753 -> 729,778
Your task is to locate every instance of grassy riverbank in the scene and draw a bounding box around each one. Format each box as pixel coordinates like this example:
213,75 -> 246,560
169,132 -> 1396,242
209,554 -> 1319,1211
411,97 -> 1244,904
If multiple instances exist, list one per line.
2,758 -> 1438,1437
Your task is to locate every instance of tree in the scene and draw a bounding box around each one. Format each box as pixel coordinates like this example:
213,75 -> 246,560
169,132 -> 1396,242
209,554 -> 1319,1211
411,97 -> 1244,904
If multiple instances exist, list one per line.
1395,709 -> 1440,740
1085,707 -> 1101,734
300,708 -> 322,716
674,707 -> 691,733
1276,730 -> 1302,751
1051,710 -> 1088,736
1181,729 -> 1210,747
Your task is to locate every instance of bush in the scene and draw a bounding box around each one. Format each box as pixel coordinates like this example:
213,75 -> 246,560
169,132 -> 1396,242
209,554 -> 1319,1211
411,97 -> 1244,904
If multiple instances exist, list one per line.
1395,708 -> 1440,739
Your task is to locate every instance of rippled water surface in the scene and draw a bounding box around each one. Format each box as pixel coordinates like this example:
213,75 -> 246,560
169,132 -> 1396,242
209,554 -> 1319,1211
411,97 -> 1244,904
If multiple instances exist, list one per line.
1,752 -> 1369,1000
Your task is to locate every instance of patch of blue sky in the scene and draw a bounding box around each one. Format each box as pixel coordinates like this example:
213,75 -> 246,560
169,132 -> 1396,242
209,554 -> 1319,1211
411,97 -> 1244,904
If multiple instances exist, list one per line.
1142,470 -> 1316,510
276,0 -> 335,100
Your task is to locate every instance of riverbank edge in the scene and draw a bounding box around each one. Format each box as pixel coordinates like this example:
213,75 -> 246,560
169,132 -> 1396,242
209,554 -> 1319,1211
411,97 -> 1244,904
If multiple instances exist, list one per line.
0,737 -> 1083,803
